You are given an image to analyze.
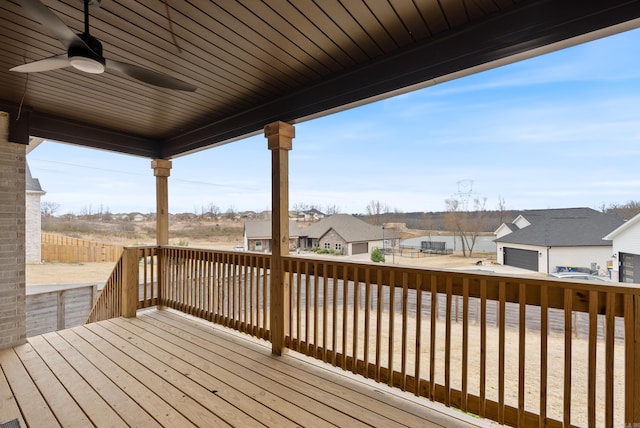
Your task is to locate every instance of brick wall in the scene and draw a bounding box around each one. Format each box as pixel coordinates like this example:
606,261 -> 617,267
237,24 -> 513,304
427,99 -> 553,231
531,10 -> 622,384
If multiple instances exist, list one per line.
0,111 -> 26,348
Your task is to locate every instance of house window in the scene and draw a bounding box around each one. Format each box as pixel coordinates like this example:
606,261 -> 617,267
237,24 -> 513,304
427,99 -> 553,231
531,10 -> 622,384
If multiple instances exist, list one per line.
255,241 -> 262,250
324,242 -> 331,249
335,243 -> 342,251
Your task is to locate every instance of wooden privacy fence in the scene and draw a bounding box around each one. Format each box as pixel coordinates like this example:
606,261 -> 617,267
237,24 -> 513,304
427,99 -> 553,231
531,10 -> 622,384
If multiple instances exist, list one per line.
41,233 -> 123,263
87,246 -> 640,427
27,284 -> 96,336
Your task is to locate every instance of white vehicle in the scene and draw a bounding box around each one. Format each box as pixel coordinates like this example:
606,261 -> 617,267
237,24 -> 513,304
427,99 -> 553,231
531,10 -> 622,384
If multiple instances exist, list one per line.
548,272 -> 608,282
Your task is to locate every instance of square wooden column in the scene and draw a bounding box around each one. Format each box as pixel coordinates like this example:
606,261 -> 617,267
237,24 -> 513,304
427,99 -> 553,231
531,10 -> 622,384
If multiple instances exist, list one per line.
151,159 -> 172,246
265,121 -> 294,355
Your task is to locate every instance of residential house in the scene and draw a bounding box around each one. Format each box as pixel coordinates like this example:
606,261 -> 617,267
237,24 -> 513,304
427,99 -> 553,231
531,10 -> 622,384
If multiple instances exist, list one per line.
25,162 -> 45,264
243,220 -> 300,252
603,213 -> 640,283
292,208 -> 326,222
298,214 -> 383,255
494,208 -> 624,274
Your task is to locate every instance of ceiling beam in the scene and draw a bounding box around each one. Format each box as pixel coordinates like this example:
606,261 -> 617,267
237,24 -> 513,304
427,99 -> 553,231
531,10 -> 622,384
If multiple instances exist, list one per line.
161,0 -> 640,158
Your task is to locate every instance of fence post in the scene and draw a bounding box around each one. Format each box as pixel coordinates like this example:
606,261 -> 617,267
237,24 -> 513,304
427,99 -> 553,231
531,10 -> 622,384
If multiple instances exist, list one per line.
625,293 -> 640,424
121,247 -> 139,318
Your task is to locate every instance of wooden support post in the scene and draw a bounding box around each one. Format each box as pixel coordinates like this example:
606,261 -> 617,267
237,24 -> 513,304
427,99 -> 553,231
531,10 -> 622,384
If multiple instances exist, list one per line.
625,293 -> 640,424
121,247 -> 139,318
152,159 -> 170,305
151,159 -> 172,246
265,121 -> 294,355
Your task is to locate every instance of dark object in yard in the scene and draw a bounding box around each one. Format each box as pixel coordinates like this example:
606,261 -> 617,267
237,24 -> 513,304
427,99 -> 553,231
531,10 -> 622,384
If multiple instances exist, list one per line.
475,260 -> 483,266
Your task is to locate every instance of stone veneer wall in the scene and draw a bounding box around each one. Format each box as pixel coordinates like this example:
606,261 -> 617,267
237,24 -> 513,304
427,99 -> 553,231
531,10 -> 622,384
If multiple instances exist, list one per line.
0,111 -> 26,348
25,191 -> 42,264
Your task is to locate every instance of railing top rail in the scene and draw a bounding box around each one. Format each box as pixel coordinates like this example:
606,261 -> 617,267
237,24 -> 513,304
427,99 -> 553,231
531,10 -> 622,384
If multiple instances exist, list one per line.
281,255 -> 640,294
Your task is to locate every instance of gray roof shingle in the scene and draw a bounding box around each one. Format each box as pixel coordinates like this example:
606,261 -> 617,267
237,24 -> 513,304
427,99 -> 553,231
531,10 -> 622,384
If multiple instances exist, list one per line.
244,220 -> 300,239
300,214 -> 383,242
494,208 -> 624,247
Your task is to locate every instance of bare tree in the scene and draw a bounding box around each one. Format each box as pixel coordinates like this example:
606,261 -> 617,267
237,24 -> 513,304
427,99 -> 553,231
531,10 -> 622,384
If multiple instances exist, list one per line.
445,181 -> 488,257
365,200 -> 390,225
325,204 -> 340,215
497,195 -> 507,225
41,201 -> 60,217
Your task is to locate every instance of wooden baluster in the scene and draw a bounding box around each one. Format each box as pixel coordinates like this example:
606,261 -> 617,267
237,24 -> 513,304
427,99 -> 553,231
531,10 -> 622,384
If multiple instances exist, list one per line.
305,260 -> 310,355
414,274 -> 423,396
388,270 -> 396,388
296,258 -> 302,352
342,264 -> 349,370
461,277 -> 469,412
587,290 -> 598,427
564,288 -> 573,427
624,293 -> 640,425
332,263 -> 338,367
401,271 -> 409,390
375,268 -> 383,382
498,280 -> 506,424
352,267 -> 360,374
313,260 -> 319,358
364,267 -> 371,378
322,262 -> 329,363
540,285 -> 548,428
518,282 -> 526,427
604,292 -> 614,428
429,274 -> 437,401
480,279 -> 487,417
444,276 -> 452,406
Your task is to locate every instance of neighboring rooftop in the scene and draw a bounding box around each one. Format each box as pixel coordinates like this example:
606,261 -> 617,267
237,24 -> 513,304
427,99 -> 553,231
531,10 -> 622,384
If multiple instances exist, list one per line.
244,220 -> 300,239
300,214 -> 383,243
494,208 -> 624,247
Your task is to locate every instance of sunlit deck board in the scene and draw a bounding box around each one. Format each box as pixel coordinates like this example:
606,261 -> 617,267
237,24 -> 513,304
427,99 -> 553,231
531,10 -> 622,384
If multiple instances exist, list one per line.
0,308 -> 490,427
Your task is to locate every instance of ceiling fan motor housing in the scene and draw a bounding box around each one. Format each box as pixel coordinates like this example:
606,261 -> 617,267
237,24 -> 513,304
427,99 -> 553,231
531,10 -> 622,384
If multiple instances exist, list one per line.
68,33 -> 105,73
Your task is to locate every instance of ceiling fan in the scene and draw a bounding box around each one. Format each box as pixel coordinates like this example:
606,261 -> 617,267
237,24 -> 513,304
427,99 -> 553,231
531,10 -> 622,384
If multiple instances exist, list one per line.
10,0 -> 197,91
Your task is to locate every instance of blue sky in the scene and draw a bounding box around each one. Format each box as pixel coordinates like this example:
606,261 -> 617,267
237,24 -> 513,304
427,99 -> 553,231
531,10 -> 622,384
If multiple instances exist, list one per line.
28,27 -> 640,216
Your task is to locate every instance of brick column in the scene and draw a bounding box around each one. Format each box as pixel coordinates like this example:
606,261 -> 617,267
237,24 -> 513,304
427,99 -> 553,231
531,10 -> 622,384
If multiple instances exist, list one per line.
0,111 -> 26,348
265,121 -> 294,355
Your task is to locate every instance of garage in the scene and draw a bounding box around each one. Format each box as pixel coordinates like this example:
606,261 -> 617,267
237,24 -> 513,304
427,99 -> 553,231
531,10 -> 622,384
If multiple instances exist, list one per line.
352,242 -> 368,255
504,247 -> 539,271
619,252 -> 640,283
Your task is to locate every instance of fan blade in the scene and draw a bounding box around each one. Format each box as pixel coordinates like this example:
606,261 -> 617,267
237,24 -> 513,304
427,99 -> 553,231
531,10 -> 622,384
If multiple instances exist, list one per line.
19,0 -> 89,51
106,59 -> 197,92
10,54 -> 71,72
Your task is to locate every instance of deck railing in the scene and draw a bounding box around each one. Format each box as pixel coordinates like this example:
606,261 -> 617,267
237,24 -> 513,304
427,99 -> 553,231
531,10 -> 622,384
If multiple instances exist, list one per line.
87,247 -> 640,427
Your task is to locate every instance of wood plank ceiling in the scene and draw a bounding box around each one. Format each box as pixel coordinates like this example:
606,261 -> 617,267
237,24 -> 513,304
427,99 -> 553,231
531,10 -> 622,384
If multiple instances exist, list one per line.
1,0 -> 640,158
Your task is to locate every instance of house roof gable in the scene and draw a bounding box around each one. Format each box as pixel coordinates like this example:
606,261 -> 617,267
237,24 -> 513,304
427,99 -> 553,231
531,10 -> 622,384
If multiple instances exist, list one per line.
603,213 -> 640,240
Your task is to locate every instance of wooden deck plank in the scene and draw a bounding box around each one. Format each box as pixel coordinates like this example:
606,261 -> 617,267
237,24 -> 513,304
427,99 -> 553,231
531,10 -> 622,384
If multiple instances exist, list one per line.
27,335 -> 128,427
0,347 -> 60,427
1,308 -> 492,428
0,364 -> 26,427
41,332 -> 161,428
71,325 -> 233,428
12,341 -> 90,427
105,318 -> 309,428
85,321 -> 270,428
137,313 -> 368,427
55,329 -> 198,428
147,309 -> 478,427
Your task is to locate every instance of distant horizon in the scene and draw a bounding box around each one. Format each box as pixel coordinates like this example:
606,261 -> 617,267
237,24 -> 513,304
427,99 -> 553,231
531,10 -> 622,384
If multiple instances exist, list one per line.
29,27 -> 640,216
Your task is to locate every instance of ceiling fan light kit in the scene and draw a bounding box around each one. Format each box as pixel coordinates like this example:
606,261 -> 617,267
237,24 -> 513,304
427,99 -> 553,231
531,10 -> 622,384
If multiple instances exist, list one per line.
11,0 -> 196,91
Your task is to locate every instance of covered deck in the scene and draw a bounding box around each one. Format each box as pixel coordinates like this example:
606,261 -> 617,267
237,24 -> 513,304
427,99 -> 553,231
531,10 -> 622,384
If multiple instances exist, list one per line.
0,308 -> 484,427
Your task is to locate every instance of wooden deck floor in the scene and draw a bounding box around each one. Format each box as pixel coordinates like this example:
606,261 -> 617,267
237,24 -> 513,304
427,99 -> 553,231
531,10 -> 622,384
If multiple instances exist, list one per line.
0,309 -> 492,427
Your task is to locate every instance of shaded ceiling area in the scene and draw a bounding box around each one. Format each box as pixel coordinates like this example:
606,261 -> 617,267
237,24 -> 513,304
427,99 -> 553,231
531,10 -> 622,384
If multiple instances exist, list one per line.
2,0 -> 640,159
